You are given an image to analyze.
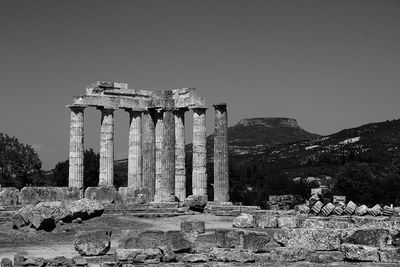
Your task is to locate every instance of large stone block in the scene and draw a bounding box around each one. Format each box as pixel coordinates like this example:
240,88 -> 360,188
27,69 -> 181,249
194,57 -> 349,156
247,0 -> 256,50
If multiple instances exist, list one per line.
273,228 -> 341,251
118,230 -> 193,252
215,229 -> 277,252
74,230 -> 112,256
115,248 -> 162,264
340,243 -> 379,262
209,248 -> 255,263
277,215 -> 303,228
11,213 -> 26,229
63,198 -> 104,220
180,220 -> 205,234
118,187 -> 150,204
26,203 -> 56,231
183,195 -> 207,212
270,247 -> 308,262
19,187 -> 80,205
344,228 -> 390,248
233,213 -> 254,228
255,215 -> 278,228
35,201 -> 70,222
306,251 -> 344,263
84,186 -> 118,204
379,247 -> 400,263
0,187 -> 19,206
215,229 -> 242,248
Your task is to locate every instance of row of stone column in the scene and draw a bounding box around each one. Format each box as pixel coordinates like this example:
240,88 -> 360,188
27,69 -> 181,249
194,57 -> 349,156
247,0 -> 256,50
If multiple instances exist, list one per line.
68,104 -> 228,202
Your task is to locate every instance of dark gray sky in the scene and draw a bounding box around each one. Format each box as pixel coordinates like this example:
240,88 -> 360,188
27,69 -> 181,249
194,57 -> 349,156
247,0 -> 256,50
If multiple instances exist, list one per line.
1,0 -> 399,169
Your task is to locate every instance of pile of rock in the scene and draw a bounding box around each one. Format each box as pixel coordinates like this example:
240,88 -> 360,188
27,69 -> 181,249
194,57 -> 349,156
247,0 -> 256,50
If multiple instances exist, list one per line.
2,251 -> 88,267
10,198 -> 104,231
300,194 -> 399,217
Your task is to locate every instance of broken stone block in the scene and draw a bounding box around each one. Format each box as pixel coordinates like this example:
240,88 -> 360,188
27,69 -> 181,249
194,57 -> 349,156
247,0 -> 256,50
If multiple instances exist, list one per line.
215,229 -> 241,248
181,254 -> 209,263
115,248 -> 162,264
118,187 -> 150,204
270,247 -> 308,262
180,220 -> 205,234
209,248 -> 255,263
383,205 -> 394,216
183,195 -> 207,212
233,213 -> 254,228
344,228 -> 390,248
157,246 -> 176,262
241,231 -> 279,252
332,204 -> 344,216
72,256 -> 88,266
355,205 -> 368,216
63,198 -> 104,220
309,194 -> 320,208
1,257 -> 13,267
13,251 -> 45,267
46,256 -> 73,267
0,187 -> 19,206
84,186 -> 118,204
333,195 -> 346,204
73,230 -> 112,256
379,247 -> 400,263
11,213 -> 26,229
118,230 -> 193,252
306,251 -> 344,263
320,203 -> 335,216
294,204 -> 310,214
368,204 -> 382,216
344,201 -> 356,215
277,215 -> 303,228
26,203 -> 56,231
35,201 -> 70,222
311,201 -> 323,214
340,243 -> 379,262
273,228 -> 341,251
255,215 -> 278,228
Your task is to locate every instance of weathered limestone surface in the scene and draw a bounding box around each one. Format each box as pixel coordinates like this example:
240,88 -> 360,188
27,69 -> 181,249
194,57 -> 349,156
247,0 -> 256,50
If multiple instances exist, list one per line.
0,187 -> 19,205
154,109 -> 164,202
141,110 -> 156,200
192,107 -> 207,196
74,230 -> 112,256
98,107 -> 115,186
127,109 -> 142,188
174,108 -> 186,201
213,103 -> 229,202
84,186 -> 118,204
118,187 -> 150,204
68,105 -> 85,192
19,187 -> 80,205
233,213 -> 255,228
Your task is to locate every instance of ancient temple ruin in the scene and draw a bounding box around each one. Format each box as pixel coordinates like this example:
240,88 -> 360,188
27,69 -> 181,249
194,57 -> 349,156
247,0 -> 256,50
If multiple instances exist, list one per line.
67,81 -> 229,202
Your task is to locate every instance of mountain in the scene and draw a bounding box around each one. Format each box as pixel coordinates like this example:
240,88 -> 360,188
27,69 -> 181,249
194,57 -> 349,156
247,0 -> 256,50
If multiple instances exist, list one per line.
230,118 -> 400,207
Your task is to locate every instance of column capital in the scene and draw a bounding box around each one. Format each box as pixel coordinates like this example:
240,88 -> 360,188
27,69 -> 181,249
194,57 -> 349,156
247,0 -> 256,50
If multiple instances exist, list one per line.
212,103 -> 227,110
190,106 -> 208,113
67,104 -> 87,111
97,106 -> 115,113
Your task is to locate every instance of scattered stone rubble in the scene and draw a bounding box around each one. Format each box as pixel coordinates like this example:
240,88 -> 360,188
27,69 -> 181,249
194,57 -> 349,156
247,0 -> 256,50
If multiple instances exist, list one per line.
9,198 -> 104,231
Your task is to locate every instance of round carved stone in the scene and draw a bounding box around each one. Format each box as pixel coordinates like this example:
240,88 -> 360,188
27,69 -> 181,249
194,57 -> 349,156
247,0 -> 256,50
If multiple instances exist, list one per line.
344,201 -> 356,215
311,201 -> 324,214
368,204 -> 382,216
355,205 -> 368,216
320,203 -> 335,216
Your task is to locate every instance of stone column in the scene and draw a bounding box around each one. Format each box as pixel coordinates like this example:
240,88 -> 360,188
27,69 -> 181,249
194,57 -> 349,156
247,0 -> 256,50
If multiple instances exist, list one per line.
192,107 -> 207,196
154,109 -> 164,201
98,107 -> 115,187
68,105 -> 85,197
142,110 -> 156,200
174,108 -> 187,201
157,108 -> 176,202
126,109 -> 142,188
213,103 -> 229,202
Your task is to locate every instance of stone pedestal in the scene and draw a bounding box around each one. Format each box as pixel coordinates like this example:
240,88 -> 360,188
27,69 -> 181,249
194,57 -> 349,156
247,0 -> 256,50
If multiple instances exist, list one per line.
213,103 -> 229,202
68,105 -> 85,196
192,107 -> 207,196
98,107 -> 115,186
142,110 -> 156,200
154,109 -> 164,201
127,109 -> 142,188
174,108 -> 187,201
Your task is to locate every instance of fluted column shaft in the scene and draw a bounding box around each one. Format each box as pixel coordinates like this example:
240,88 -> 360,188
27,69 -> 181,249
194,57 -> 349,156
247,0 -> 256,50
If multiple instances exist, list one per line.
98,107 -> 115,186
154,109 -> 164,201
142,110 -> 156,200
213,104 -> 229,202
68,105 -> 85,195
192,107 -> 207,196
127,109 -> 142,188
156,109 -> 176,201
174,109 -> 186,201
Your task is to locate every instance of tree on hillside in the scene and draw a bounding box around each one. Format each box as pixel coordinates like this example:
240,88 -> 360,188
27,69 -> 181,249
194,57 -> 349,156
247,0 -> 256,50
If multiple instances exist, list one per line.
0,133 -> 43,188
52,149 -> 100,188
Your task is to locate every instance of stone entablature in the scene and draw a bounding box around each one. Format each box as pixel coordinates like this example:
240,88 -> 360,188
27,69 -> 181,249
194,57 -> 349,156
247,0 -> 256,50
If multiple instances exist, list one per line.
67,81 -> 229,203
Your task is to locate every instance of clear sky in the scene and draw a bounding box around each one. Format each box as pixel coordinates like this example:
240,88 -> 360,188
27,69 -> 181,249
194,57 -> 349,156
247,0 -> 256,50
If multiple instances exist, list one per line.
0,0 -> 399,169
